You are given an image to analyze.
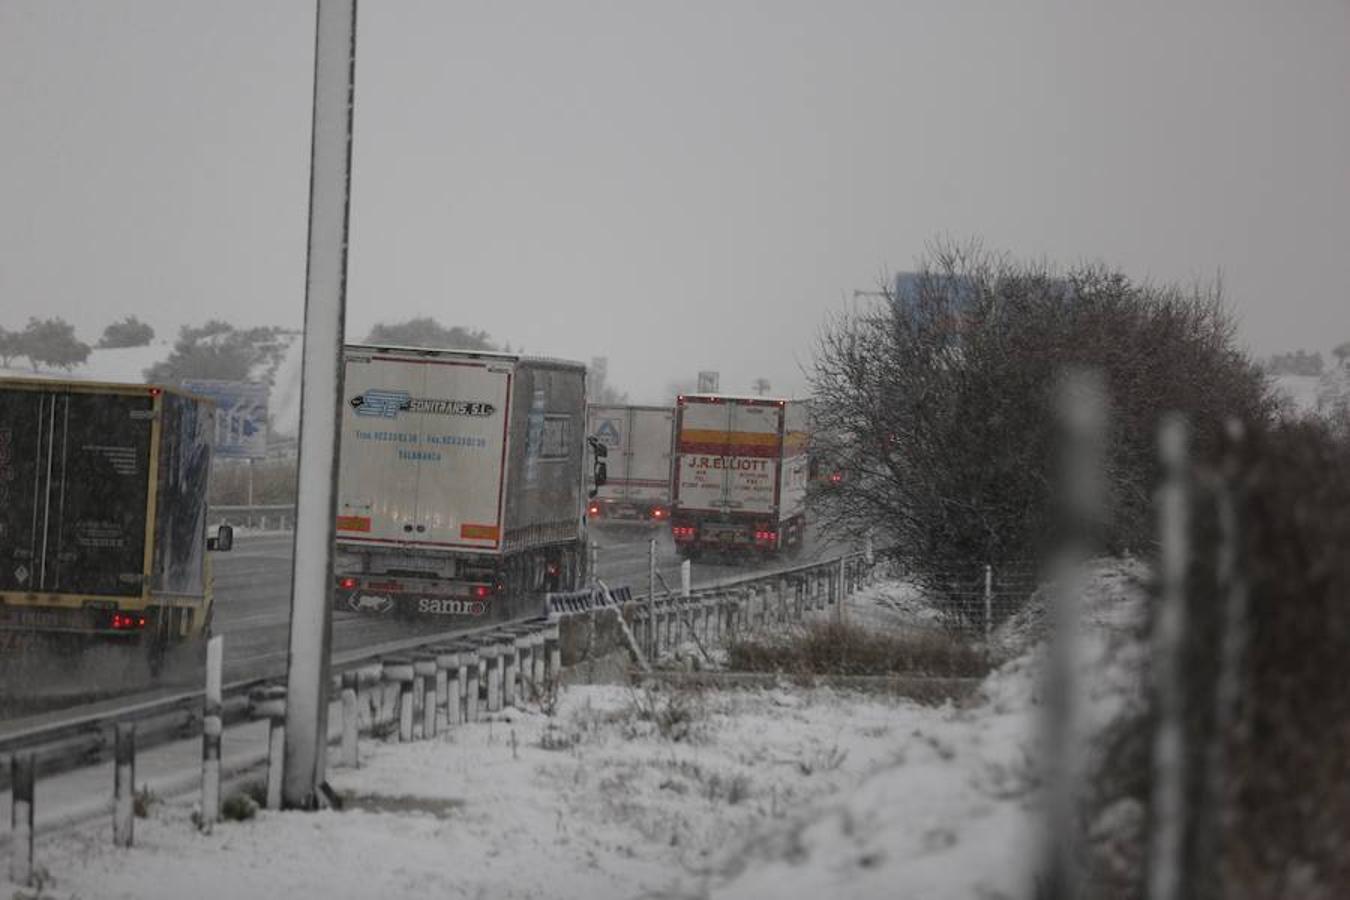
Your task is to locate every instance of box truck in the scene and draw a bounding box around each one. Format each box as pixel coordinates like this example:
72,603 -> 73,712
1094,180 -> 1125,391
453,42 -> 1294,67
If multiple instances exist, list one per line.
669,393 -> 809,558
333,346 -> 593,625
584,404 -> 674,524
0,378 -> 231,698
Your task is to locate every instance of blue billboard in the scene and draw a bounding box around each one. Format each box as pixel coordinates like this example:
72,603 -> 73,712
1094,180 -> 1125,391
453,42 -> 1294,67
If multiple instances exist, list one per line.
181,380 -> 269,460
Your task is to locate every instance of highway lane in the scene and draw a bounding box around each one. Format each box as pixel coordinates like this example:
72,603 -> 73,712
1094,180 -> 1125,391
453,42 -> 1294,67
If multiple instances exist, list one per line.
1,525 -> 849,719
211,524 -> 847,682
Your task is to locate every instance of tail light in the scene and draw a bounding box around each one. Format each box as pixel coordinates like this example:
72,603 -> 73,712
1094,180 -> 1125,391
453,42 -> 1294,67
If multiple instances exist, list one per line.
338,577 -> 358,590
829,471 -> 843,485
650,507 -> 667,520
108,612 -> 148,631
588,503 -> 601,517
672,525 -> 696,541
473,585 -> 492,599
546,560 -> 560,577
754,529 -> 778,545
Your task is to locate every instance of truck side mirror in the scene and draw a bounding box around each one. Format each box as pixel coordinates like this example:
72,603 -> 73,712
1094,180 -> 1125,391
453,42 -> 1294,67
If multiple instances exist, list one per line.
594,461 -> 608,488
208,524 -> 234,552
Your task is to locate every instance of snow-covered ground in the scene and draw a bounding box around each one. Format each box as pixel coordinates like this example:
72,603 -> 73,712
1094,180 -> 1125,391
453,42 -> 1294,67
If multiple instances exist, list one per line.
12,564 -> 1148,900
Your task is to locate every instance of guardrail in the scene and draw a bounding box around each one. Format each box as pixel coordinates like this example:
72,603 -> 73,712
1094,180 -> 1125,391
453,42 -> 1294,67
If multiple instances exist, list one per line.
0,548 -> 876,882
209,504 -> 296,531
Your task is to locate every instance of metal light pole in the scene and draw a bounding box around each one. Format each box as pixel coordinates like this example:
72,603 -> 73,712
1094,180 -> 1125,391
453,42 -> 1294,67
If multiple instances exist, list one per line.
282,0 -> 358,810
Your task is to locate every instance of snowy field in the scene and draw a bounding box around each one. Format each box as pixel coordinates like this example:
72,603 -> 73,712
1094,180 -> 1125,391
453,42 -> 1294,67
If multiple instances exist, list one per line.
14,565 -> 1147,900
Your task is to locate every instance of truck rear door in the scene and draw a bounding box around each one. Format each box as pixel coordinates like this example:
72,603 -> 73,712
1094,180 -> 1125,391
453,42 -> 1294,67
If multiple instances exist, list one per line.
338,351 -> 512,551
623,407 -> 675,505
724,400 -> 779,515
0,388 -> 49,594
0,387 -> 152,597
674,398 -> 733,513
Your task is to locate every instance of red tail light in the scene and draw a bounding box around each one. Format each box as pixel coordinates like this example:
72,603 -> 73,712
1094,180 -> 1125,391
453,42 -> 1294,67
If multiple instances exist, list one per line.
829,471 -> 843,484
588,504 -> 601,517
474,585 -> 493,599
339,577 -> 358,590
109,612 -> 148,631
754,529 -> 778,544
650,507 -> 666,519
672,525 -> 696,541
546,561 -> 560,577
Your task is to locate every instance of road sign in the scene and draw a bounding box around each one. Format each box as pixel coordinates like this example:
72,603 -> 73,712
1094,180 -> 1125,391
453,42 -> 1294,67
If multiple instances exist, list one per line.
182,380 -> 269,460
697,370 -> 719,393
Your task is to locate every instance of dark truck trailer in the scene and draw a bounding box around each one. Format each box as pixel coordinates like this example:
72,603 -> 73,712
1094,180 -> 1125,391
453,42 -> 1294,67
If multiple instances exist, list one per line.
0,378 -> 223,699
333,345 -> 593,626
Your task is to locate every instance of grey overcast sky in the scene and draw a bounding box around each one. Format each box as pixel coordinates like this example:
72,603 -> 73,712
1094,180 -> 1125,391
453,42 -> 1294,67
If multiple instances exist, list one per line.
2,1 -> 1348,401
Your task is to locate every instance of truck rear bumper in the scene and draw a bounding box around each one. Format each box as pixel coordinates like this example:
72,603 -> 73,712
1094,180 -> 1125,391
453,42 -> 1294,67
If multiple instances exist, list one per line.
334,574 -> 551,625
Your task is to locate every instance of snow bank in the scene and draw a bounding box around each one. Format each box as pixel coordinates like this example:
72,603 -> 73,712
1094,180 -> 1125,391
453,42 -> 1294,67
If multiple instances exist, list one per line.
17,562 -> 1149,900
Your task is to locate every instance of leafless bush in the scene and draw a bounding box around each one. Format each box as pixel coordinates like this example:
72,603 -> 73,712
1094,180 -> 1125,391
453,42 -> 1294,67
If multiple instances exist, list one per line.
625,683 -> 704,742
810,239 -> 1272,621
726,622 -> 989,678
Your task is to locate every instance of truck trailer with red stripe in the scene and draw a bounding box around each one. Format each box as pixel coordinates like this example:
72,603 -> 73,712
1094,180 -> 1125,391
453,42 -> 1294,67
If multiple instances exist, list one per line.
333,345 -> 594,624
670,393 -> 809,558
584,404 -> 675,524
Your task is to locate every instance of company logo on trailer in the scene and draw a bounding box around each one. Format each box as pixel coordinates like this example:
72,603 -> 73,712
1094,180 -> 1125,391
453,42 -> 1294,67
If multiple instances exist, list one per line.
350,390 -> 497,419
346,594 -> 395,613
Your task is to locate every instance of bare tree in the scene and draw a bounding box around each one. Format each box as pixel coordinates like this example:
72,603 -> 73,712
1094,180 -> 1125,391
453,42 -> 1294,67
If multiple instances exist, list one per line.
809,239 -> 1272,617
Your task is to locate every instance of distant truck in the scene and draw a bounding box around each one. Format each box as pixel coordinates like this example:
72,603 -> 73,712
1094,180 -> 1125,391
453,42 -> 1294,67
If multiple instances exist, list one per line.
333,345 -> 594,624
0,378 -> 232,692
584,404 -> 675,525
669,393 -> 809,559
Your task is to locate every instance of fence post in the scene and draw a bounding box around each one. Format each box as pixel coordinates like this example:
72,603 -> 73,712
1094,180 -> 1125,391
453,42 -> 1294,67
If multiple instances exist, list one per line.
1041,370 -> 1108,899
1148,414 -> 1192,900
1196,420 -> 1249,897
648,537 -> 658,638
200,634 -> 224,832
10,752 -> 35,886
984,564 -> 993,645
113,723 -> 136,848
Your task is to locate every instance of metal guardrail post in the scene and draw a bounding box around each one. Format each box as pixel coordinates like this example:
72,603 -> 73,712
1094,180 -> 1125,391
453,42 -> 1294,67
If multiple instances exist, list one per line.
10,752 -> 35,886
530,632 -> 546,692
502,638 -> 518,708
545,623 -> 561,683
248,687 -> 287,811
200,635 -> 224,832
414,655 -> 438,739
381,658 -> 415,742
483,644 -> 503,714
464,651 -> 481,723
113,723 -> 135,848
340,672 -> 359,767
